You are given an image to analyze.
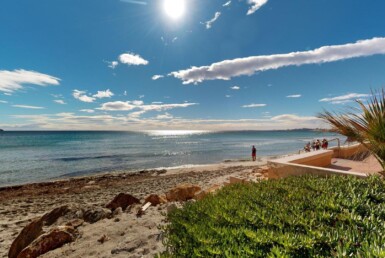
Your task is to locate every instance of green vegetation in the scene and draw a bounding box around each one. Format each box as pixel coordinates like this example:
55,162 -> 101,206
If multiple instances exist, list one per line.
162,176 -> 385,257
318,89 -> 385,172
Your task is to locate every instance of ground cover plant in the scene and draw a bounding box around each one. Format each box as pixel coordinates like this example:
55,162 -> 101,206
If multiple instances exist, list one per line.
162,176 -> 385,257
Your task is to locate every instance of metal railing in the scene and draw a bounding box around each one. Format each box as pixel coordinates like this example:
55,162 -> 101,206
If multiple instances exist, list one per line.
299,138 -> 340,154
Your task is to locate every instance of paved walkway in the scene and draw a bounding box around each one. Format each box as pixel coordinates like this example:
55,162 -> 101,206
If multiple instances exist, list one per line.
329,155 -> 383,175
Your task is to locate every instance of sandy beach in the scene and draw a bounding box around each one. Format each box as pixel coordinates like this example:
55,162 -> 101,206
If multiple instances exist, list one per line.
0,159 -> 268,258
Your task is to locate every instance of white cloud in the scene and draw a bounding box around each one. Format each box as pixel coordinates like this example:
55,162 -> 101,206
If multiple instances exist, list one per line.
247,0 -> 268,15
172,37 -> 178,43
204,12 -> 221,29
93,89 -> 114,99
107,61 -> 118,69
156,112 -> 173,120
152,75 -> 164,80
54,99 -> 66,104
223,1 -> 231,7
119,52 -> 149,66
242,103 -> 266,108
12,104 -> 45,109
80,109 -> 95,113
73,90 -> 96,103
270,114 -> 319,122
152,101 -> 163,104
124,90 -> 127,96
0,100 -> 8,103
286,94 -> 302,98
170,37 -> 385,84
319,93 -> 369,103
225,95 -> 231,98
98,100 -> 197,112
230,86 -> 240,90
139,95 -> 145,99
0,69 -> 60,93
4,93 -> 12,96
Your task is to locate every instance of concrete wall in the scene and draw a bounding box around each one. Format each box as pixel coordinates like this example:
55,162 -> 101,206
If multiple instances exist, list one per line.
330,143 -> 368,159
267,146 -> 368,179
268,161 -> 367,179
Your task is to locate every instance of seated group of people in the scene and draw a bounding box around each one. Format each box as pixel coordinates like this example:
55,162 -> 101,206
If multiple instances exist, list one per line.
304,139 -> 328,152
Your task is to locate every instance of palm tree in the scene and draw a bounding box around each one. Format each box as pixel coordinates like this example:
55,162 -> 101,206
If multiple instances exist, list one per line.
318,89 -> 385,172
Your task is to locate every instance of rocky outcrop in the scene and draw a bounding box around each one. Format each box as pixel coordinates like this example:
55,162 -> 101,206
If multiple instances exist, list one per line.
8,219 -> 43,258
144,194 -> 167,206
83,207 -> 111,224
17,226 -> 77,258
40,205 -> 70,226
165,184 -> 201,202
106,193 -> 140,211
194,184 -> 221,200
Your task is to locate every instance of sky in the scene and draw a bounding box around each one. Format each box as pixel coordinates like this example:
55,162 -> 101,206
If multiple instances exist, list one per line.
1,0 -> 385,131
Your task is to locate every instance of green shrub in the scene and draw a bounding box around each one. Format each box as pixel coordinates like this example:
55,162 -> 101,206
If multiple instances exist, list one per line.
161,175 -> 385,257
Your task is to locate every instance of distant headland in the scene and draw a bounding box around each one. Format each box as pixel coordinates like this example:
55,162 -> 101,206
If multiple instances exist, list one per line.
0,129 -> 4,132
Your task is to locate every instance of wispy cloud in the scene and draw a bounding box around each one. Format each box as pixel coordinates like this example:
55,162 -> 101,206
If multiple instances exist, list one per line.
8,113 -> 324,131
170,37 -> 385,84
12,104 -> 45,109
156,112 -> 173,120
98,101 -> 198,112
242,103 -> 266,108
106,61 -> 118,69
80,109 -> 95,113
120,0 -> 147,5
119,52 -> 149,66
93,89 -> 114,99
0,69 -> 60,93
73,90 -> 96,103
0,100 -> 8,103
54,99 -> 66,104
319,93 -> 369,104
223,1 -> 231,7
230,86 -> 240,90
247,0 -> 268,15
286,94 -> 301,98
152,75 -> 164,80
225,95 -> 231,98
204,12 -> 221,29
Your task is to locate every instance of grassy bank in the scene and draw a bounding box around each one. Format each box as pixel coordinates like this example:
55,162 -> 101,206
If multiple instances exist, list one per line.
162,175 -> 385,257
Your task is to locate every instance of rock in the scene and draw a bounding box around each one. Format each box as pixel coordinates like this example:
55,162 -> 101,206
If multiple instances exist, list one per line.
111,238 -> 147,254
40,205 -> 70,226
112,207 -> 123,217
65,219 -> 84,228
97,234 -> 109,244
83,207 -> 111,223
194,184 -> 221,200
165,184 -> 201,202
8,219 -> 43,258
144,194 -> 167,206
106,193 -> 140,211
17,226 -> 77,258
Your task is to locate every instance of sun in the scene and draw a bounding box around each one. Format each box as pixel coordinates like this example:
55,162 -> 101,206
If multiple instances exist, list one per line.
163,0 -> 186,20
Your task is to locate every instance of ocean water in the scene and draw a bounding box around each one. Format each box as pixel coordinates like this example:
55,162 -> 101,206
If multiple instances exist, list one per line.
0,130 -> 343,187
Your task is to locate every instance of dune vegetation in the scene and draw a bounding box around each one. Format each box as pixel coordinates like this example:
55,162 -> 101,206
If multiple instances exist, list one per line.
162,175 -> 385,257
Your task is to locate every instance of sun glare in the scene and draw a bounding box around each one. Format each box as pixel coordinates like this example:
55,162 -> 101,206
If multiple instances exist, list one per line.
163,0 -> 186,20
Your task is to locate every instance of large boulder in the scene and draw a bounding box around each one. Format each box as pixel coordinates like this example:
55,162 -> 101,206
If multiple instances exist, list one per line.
106,193 -> 140,211
17,226 -> 77,258
83,207 -> 111,223
165,184 -> 201,202
40,205 -> 70,226
144,194 -> 167,206
8,219 -> 43,258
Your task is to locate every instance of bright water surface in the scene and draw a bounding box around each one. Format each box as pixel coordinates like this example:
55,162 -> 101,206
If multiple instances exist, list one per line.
0,130 -> 343,186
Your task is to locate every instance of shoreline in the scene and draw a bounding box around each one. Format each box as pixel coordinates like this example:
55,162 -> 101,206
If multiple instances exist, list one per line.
0,159 -> 268,258
0,156 -> 274,189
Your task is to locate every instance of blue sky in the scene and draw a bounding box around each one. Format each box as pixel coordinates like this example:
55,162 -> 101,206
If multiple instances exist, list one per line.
1,0 -> 385,130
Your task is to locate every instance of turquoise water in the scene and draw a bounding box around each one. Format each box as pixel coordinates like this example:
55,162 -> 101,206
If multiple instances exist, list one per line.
0,130 -> 343,186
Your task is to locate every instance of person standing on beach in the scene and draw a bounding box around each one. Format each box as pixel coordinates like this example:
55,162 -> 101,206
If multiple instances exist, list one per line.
252,145 -> 257,161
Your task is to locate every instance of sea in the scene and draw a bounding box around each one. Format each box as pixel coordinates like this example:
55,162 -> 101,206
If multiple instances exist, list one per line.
0,130 -> 344,187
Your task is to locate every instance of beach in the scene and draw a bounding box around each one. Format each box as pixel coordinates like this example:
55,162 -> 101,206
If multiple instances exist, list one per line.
0,159 -> 268,258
